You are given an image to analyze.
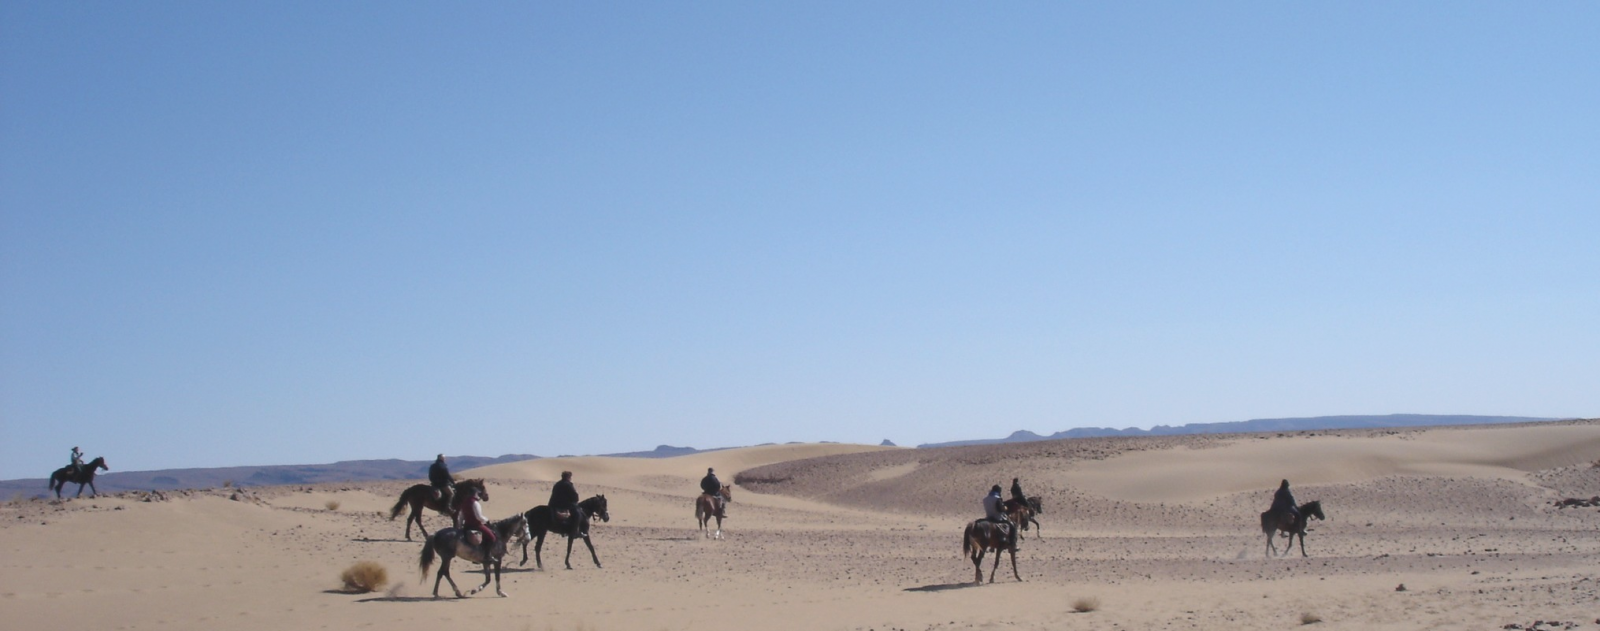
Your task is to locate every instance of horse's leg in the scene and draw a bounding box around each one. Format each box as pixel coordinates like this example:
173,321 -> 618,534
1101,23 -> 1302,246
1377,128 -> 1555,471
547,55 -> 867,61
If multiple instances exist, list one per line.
989,545 -> 1003,583
1265,531 -> 1276,557
87,479 -> 98,498
564,534 -> 576,570
1007,545 -> 1021,582
415,506 -> 430,540
493,558 -> 506,597
468,560 -> 492,596
582,532 -> 602,568
437,555 -> 463,598
75,482 -> 85,498
534,532 -> 546,570
519,534 -> 530,566
972,546 -> 985,584
1029,516 -> 1042,539
1297,531 -> 1308,557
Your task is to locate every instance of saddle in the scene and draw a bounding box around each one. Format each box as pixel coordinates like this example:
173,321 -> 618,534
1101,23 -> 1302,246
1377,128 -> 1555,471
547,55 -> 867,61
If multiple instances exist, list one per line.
465,530 -> 483,547
554,508 -> 572,523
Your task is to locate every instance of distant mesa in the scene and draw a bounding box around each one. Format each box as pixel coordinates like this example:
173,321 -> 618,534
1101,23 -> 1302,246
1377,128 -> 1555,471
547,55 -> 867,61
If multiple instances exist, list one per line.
880,439 -> 897,447
915,414 -> 1560,448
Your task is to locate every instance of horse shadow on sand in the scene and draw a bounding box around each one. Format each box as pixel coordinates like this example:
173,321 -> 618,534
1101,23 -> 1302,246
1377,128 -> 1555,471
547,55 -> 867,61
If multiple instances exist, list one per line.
904,582 -> 983,593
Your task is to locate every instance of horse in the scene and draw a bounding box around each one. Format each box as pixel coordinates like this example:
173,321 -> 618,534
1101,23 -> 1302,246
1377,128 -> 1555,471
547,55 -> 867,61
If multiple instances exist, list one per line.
49,457 -> 109,499
695,484 -> 732,540
418,512 -> 530,598
389,478 -> 486,541
1001,497 -> 1042,539
963,518 -> 1021,584
520,494 -> 610,570
1260,500 -> 1324,558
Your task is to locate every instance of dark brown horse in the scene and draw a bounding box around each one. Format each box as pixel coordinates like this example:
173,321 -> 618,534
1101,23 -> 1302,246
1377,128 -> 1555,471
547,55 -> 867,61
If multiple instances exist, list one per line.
695,484 -> 732,539
963,519 -> 1021,584
520,494 -> 609,570
1001,497 -> 1041,539
390,478 -> 486,541
1260,500 -> 1324,557
419,513 -> 530,598
49,456 -> 108,499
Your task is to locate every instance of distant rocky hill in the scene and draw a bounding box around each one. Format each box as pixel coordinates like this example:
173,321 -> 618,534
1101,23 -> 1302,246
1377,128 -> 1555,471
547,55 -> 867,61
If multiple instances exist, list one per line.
598,444 -> 726,458
916,414 -> 1559,448
0,454 -> 539,499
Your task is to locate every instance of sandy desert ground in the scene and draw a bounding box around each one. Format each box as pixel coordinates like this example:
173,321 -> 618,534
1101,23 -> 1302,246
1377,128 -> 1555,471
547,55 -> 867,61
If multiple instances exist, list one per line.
4,421 -> 1600,631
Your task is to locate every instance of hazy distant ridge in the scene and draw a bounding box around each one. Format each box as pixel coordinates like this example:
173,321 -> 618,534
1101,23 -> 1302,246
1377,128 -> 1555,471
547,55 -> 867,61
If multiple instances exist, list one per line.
0,454 -> 538,497
916,414 -> 1557,448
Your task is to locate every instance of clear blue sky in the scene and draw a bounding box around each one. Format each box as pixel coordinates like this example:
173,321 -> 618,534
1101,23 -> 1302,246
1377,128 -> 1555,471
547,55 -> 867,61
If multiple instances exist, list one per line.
3,3 -> 1596,479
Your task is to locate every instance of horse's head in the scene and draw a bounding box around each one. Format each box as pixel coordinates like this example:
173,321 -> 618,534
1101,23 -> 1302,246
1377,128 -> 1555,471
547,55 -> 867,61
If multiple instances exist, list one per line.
720,484 -> 733,502
457,478 -> 487,502
1302,500 -> 1324,521
90,457 -> 108,470
506,513 -> 531,543
583,494 -> 610,523
1026,496 -> 1042,514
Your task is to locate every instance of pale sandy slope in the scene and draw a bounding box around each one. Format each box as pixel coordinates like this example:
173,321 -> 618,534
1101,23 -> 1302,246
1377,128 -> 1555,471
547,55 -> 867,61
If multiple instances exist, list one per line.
3,422 -> 1598,631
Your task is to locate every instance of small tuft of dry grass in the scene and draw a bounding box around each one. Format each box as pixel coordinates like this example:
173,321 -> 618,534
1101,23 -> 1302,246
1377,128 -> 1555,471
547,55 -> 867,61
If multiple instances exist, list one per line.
340,561 -> 388,593
1300,611 -> 1322,625
1072,596 -> 1100,613
325,500 -> 341,511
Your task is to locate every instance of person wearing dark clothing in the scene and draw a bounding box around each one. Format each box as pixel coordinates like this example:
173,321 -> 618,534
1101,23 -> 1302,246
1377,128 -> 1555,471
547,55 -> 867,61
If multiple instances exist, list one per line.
429,454 -> 455,505
700,467 -> 722,496
1270,479 -> 1299,524
549,471 -> 584,534
700,467 -> 725,516
1009,478 -> 1026,506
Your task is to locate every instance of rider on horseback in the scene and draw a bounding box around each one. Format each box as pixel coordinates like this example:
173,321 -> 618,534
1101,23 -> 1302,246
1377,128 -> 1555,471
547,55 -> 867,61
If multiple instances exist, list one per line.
1270,479 -> 1300,526
1010,477 -> 1026,506
983,484 -> 1017,545
700,467 -> 725,517
454,484 -> 495,554
69,446 -> 85,477
550,471 -> 584,535
430,454 -> 456,517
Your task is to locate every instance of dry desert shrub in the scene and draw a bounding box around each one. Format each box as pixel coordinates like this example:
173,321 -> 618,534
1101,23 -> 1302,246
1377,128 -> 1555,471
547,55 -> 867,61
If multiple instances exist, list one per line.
340,561 -> 388,593
1072,596 -> 1101,612
1301,611 -> 1323,625
325,500 -> 341,511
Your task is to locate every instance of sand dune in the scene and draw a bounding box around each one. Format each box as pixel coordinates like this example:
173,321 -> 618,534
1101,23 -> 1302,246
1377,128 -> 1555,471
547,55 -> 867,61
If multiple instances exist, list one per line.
1070,424 -> 1600,502
3,422 -> 1598,631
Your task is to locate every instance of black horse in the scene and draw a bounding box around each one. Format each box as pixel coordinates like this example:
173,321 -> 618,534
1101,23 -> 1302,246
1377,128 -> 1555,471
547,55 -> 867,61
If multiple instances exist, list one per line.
1260,500 -> 1324,557
520,494 -> 609,570
389,478 -> 487,541
49,456 -> 108,499
419,513 -> 530,598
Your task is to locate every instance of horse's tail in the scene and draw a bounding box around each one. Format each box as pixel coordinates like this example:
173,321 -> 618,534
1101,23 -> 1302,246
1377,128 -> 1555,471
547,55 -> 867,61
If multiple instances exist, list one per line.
419,539 -> 436,581
962,523 -> 973,557
390,489 -> 411,521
